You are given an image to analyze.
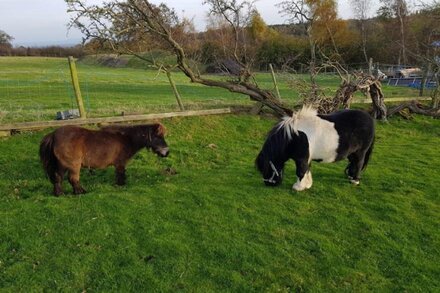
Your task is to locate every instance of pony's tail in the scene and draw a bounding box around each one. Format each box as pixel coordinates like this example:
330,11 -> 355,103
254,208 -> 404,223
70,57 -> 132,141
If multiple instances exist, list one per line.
362,135 -> 375,171
39,132 -> 58,183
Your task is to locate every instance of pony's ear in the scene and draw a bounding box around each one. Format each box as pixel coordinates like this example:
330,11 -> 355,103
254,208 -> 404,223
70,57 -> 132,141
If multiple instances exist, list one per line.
153,123 -> 166,136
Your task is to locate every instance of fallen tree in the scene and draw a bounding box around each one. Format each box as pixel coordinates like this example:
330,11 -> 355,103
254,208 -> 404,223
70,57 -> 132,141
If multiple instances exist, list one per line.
300,51 -> 439,120
387,100 -> 440,118
299,56 -> 388,120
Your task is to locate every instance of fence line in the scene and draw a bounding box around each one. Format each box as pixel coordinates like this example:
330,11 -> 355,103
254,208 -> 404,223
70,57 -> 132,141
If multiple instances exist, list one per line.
0,108 -> 232,134
0,57 -> 434,127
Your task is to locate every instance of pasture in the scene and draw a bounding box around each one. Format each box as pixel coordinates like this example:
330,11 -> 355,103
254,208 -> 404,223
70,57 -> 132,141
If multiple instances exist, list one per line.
0,57 -> 439,291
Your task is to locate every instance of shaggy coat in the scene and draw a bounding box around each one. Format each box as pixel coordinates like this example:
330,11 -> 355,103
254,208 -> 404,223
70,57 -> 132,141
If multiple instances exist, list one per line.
40,123 -> 169,196
256,107 -> 375,191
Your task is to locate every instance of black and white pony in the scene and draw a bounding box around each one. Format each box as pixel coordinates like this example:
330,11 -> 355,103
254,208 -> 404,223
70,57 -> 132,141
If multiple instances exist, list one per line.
256,107 -> 375,191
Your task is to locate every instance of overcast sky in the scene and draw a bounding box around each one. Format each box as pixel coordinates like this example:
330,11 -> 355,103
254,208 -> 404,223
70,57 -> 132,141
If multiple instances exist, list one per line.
0,0 -> 380,47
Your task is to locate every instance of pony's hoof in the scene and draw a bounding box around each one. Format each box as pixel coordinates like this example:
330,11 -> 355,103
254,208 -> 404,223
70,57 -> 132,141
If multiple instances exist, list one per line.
292,183 -> 306,191
293,173 -> 313,191
73,187 -> 87,195
350,179 -> 360,185
53,188 -> 64,197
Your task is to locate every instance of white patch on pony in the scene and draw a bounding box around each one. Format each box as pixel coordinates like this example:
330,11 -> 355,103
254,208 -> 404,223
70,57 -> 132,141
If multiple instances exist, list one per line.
292,171 -> 313,191
279,106 -> 339,163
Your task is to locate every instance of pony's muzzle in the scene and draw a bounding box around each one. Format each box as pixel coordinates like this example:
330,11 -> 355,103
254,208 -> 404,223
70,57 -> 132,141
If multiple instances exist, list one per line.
263,165 -> 283,187
156,147 -> 169,157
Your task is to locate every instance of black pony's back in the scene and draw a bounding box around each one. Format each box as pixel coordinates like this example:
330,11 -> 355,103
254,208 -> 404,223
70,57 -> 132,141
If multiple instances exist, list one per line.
319,109 -> 375,163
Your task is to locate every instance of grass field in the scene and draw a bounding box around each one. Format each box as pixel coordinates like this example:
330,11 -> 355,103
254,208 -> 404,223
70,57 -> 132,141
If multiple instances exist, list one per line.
0,56 -> 430,123
0,57 -> 439,291
1,114 -> 439,291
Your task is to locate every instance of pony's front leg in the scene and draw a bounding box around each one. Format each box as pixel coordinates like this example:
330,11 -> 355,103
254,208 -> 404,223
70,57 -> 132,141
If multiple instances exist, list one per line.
293,171 -> 313,191
115,165 -> 126,186
293,160 -> 313,191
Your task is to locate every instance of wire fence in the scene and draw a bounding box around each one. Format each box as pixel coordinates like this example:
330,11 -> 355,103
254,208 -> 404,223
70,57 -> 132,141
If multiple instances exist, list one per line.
0,57 -> 431,124
0,60 -> 77,123
0,58 -> 261,123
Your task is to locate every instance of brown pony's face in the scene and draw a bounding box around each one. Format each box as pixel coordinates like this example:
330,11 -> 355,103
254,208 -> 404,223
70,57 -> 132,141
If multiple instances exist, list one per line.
149,124 -> 169,157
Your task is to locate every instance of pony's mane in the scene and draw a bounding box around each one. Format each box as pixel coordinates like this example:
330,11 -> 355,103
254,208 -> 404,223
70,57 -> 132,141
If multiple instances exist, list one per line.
101,123 -> 166,136
276,106 -> 318,140
156,123 -> 166,136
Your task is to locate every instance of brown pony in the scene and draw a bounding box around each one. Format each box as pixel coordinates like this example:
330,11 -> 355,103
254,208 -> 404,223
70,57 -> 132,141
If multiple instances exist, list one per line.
39,123 -> 169,196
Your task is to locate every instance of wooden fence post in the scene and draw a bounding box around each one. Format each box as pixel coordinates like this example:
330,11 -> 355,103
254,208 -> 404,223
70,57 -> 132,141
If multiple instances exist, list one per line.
68,56 -> 87,118
269,63 -> 282,101
166,70 -> 185,111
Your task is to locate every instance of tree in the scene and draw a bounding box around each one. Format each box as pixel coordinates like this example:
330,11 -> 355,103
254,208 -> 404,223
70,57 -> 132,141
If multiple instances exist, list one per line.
384,2 -> 440,116
278,0 -> 319,95
278,0 -> 355,96
311,0 -> 355,55
350,0 -> 371,65
248,11 -> 306,71
66,0 -> 291,116
202,0 -> 256,81
0,30 -> 13,56
378,0 -> 409,65
0,30 -> 13,45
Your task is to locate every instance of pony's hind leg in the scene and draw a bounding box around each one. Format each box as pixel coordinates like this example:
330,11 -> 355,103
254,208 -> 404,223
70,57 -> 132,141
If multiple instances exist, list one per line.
67,165 -> 86,195
53,164 -> 66,196
347,152 -> 366,185
345,154 -> 357,180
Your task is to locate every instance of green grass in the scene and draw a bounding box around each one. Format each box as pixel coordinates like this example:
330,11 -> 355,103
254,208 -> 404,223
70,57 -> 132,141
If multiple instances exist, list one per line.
0,114 -> 439,291
0,57 -> 439,291
0,57 -> 431,123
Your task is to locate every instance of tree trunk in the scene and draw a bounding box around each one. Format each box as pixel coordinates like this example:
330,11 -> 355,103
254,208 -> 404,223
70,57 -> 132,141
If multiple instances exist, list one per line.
369,83 -> 387,120
388,100 -> 440,118
432,70 -> 440,110
166,70 -> 185,111
334,81 -> 357,110
396,0 -> 407,65
361,21 -> 369,66
307,26 -> 318,99
419,63 -> 430,97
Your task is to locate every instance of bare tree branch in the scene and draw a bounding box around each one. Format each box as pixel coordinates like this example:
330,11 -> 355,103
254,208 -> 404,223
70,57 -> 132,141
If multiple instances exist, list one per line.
66,0 -> 292,116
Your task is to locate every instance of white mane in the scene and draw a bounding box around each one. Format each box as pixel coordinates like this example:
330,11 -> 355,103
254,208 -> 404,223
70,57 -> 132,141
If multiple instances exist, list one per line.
277,106 -> 318,140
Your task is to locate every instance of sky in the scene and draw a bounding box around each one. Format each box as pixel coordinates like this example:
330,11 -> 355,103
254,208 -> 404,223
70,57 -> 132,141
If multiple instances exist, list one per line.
0,0 -> 380,47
